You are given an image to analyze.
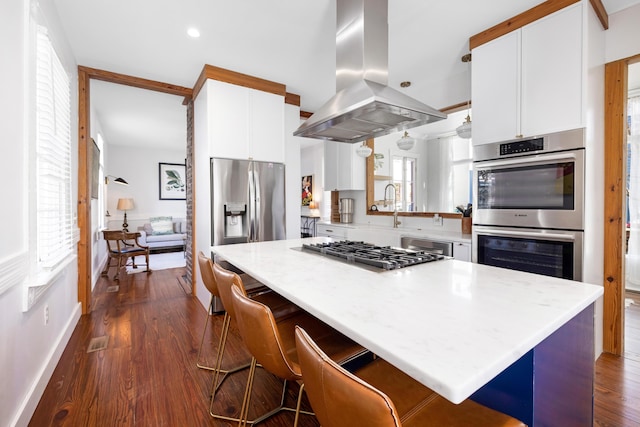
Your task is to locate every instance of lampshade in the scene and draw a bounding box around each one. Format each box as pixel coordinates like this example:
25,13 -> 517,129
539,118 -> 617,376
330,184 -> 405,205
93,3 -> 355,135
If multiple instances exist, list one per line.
117,198 -> 134,211
356,143 -> 372,158
396,131 -> 415,150
456,115 -> 472,139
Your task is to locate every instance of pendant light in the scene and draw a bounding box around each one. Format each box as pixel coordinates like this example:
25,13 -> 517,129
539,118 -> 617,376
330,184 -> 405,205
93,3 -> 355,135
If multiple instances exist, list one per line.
456,53 -> 472,140
396,131 -> 416,150
356,141 -> 372,158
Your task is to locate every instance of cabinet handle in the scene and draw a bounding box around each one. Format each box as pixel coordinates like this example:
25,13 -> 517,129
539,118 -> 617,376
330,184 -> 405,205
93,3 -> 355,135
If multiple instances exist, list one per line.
326,229 -> 334,232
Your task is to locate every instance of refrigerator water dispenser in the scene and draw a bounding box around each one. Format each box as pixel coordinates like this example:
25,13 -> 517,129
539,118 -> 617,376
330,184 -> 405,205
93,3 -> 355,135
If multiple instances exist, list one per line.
224,203 -> 247,238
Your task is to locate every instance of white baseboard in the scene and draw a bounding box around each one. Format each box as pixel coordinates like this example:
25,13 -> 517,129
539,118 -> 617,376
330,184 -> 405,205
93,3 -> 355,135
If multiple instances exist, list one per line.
11,302 -> 82,427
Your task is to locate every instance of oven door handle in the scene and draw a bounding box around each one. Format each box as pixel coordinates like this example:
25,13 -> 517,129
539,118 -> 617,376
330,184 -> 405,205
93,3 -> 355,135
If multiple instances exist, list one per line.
475,152 -> 579,169
476,228 -> 576,242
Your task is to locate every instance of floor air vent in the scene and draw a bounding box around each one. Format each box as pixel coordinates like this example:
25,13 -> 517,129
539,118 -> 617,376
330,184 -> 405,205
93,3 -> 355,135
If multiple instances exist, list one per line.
106,285 -> 119,293
87,336 -> 109,353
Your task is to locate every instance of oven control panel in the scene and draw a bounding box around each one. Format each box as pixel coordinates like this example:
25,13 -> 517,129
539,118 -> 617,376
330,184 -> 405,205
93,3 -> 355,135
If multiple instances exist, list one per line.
500,137 -> 544,156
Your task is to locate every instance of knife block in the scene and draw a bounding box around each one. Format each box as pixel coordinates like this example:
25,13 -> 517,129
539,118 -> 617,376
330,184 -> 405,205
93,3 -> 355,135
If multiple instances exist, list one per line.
461,217 -> 472,234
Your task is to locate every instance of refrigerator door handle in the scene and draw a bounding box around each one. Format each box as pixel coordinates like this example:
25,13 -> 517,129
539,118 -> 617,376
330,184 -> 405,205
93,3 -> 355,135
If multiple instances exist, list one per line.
248,168 -> 256,242
253,169 -> 261,242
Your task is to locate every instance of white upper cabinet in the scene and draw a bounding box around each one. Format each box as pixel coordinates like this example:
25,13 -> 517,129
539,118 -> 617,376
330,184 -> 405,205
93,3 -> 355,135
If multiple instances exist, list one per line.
206,79 -> 285,163
472,3 -> 583,145
324,141 -> 366,191
472,30 -> 520,145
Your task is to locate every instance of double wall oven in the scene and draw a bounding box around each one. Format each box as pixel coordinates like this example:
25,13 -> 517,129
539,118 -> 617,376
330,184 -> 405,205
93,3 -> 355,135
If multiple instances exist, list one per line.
472,128 -> 585,281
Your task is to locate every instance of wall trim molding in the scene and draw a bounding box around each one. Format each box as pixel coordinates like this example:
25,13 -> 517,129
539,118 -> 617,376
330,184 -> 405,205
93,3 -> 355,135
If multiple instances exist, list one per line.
470,0 -> 588,50
193,64 -> 287,100
0,251 -> 28,297
12,302 -> 81,427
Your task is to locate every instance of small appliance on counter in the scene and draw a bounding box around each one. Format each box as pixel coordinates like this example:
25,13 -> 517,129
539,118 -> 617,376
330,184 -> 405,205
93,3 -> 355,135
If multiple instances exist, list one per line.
339,198 -> 354,223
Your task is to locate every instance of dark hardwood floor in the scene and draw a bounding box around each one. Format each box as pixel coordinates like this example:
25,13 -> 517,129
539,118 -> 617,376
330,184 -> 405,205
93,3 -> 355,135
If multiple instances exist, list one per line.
595,290 -> 640,427
30,267 -> 640,426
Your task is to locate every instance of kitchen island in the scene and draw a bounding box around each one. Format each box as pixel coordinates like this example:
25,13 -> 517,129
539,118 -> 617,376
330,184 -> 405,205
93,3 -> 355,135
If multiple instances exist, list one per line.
212,237 -> 603,426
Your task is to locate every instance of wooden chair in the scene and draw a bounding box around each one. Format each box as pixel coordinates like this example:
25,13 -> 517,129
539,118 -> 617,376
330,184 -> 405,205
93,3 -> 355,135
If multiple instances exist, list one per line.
101,230 -> 150,281
294,326 -> 526,427
228,283 -> 368,426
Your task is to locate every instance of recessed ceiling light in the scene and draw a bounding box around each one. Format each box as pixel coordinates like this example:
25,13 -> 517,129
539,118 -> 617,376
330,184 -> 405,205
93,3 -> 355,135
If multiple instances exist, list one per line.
187,28 -> 200,38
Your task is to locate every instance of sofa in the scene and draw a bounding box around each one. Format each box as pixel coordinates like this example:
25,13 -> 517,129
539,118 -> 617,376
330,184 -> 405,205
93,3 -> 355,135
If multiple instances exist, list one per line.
137,217 -> 186,252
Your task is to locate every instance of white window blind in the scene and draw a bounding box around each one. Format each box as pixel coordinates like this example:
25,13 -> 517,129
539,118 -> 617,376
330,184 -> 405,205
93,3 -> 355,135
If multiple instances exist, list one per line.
36,26 -> 73,269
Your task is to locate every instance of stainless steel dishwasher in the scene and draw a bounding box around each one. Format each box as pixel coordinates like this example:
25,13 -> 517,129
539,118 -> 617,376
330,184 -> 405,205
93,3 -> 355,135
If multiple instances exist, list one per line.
401,236 -> 453,257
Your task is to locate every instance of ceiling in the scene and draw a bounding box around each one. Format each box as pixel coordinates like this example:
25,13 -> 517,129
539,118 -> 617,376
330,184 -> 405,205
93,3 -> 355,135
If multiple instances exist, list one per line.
53,0 -> 640,149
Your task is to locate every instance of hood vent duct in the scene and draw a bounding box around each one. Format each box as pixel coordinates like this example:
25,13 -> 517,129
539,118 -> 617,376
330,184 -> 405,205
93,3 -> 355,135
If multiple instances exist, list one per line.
294,0 -> 446,143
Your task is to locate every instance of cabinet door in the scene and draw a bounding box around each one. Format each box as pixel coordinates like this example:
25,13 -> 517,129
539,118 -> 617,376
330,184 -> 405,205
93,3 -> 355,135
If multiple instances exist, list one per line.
453,242 -> 471,262
336,143 -> 366,191
316,223 -> 349,239
324,141 -> 366,191
249,88 -> 285,163
208,80 -> 250,159
472,30 -> 520,145
521,3 -> 582,136
324,141 -> 339,191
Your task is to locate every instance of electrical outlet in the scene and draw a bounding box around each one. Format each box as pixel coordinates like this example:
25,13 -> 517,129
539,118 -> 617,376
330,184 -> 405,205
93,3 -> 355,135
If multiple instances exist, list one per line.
433,214 -> 443,226
44,304 -> 49,325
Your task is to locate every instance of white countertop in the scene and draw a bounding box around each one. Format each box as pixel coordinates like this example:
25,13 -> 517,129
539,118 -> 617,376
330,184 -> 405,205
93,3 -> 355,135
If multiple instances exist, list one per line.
211,237 -> 602,404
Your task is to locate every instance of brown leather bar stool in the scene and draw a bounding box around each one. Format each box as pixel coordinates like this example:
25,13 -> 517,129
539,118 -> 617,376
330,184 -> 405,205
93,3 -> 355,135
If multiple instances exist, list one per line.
295,326 -> 527,427
196,253 -> 302,423
195,252 -> 249,378
209,261 -> 315,423
224,281 -> 367,426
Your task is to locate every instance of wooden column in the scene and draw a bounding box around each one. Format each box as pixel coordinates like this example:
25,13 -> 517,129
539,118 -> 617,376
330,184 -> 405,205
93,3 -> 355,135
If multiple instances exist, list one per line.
77,67 -> 91,314
603,59 -> 627,355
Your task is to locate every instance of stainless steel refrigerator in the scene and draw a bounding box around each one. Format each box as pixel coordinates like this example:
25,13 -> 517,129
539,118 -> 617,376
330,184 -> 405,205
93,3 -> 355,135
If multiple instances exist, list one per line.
210,158 -> 286,310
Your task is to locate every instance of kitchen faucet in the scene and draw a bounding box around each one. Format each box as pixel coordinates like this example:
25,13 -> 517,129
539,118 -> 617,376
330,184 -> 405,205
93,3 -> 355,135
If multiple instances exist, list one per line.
384,183 -> 401,228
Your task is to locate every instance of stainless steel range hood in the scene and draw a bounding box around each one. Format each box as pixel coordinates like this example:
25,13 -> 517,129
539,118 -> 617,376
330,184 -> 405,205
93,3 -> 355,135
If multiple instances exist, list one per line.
294,0 -> 446,143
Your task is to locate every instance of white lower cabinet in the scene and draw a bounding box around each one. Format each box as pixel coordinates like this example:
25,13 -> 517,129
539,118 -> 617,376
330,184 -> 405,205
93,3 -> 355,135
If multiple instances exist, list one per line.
453,242 -> 471,262
316,223 -> 350,239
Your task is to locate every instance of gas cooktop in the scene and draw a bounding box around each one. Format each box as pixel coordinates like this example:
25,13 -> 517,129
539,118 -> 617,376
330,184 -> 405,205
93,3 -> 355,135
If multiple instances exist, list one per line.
301,240 -> 445,270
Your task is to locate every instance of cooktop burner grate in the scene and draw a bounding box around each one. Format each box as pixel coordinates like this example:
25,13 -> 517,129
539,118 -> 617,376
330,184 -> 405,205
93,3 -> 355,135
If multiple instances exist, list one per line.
301,240 -> 444,270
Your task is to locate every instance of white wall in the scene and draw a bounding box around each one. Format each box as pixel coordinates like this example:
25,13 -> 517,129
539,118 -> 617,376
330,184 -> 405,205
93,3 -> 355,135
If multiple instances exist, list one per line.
193,83 -> 211,310
1,1 -> 82,426
105,144 -> 186,224
285,104 -> 302,238
89,113 -> 107,289
605,3 -> 640,63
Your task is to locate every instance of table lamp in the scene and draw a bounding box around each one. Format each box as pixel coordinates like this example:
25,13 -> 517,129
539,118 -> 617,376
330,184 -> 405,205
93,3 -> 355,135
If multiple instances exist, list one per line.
117,198 -> 134,231
309,201 -> 321,217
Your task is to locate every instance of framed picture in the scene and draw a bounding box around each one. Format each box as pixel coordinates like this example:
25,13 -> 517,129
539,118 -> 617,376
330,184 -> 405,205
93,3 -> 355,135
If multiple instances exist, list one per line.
302,175 -> 313,206
90,138 -> 100,199
159,162 -> 186,200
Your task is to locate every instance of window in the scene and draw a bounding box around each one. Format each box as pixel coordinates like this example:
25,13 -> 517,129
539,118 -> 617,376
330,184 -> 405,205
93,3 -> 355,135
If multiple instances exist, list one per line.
35,25 -> 73,270
392,156 -> 416,211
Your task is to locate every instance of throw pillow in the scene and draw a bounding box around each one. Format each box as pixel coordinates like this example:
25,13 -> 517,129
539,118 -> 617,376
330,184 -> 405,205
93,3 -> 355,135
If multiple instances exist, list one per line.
150,216 -> 173,235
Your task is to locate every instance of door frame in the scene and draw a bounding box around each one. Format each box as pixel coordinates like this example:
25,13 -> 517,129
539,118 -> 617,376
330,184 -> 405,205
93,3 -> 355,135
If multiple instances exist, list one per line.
603,53 -> 640,355
76,66 -> 193,314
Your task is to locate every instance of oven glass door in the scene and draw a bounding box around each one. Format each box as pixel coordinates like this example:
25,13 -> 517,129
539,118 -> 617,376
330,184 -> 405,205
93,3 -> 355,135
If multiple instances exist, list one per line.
473,149 -> 584,229
473,227 -> 583,281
